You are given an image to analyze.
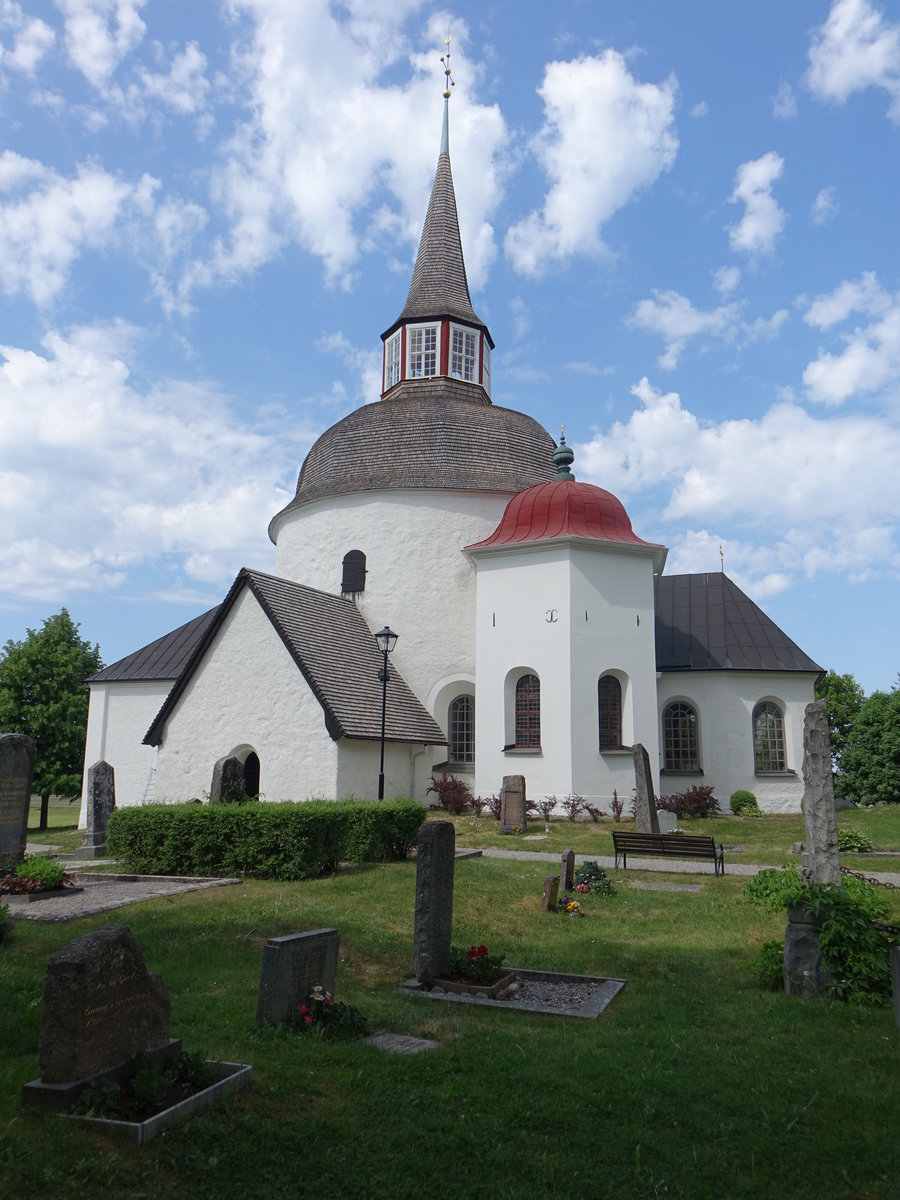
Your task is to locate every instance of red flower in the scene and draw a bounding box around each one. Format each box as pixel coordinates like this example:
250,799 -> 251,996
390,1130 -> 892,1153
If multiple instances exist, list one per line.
476,945 -> 488,957
467,945 -> 477,958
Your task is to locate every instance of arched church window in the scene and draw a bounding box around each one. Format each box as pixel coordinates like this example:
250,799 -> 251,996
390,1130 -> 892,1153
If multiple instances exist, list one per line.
663,701 -> 699,771
243,751 -> 260,798
515,674 -> 541,748
753,702 -> 786,772
341,550 -> 367,595
448,695 -> 474,764
598,676 -> 622,751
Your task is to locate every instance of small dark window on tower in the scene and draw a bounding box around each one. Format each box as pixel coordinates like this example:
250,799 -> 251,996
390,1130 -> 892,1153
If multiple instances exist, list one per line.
341,550 -> 367,595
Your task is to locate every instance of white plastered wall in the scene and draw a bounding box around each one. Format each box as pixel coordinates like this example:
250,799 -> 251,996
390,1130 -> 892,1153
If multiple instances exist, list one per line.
471,539 -> 661,809
271,489 -> 507,708
152,588 -> 339,803
79,680 -> 172,826
656,670 -> 817,813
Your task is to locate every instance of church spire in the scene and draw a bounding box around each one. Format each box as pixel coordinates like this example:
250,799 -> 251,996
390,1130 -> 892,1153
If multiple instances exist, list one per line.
380,38 -> 494,402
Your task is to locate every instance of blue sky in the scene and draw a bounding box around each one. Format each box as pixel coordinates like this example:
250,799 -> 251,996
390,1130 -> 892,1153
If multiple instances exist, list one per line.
1,0 -> 899,694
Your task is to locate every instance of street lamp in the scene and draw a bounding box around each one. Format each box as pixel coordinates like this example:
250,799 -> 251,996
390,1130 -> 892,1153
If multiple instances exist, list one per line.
374,625 -> 398,800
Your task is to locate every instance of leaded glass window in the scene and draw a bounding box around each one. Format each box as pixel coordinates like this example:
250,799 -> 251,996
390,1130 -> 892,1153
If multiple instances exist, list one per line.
448,695 -> 474,764
408,325 -> 438,377
663,701 -> 699,771
515,674 -> 541,748
451,327 -> 477,381
753,702 -> 786,772
598,676 -> 622,751
384,331 -> 401,390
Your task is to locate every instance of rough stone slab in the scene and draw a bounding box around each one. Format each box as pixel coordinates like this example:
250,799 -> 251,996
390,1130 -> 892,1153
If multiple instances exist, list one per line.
5,873 -> 242,922
560,849 -> 575,890
500,775 -> 527,831
802,699 -> 840,885
256,928 -> 339,1026
413,821 -> 455,983
0,732 -> 34,867
784,905 -> 832,998
399,968 -> 626,1020
38,924 -> 170,1083
82,760 -> 115,854
628,881 -> 701,893
363,1032 -> 439,1054
632,744 -> 660,834
657,810 -> 678,834
540,874 -> 559,911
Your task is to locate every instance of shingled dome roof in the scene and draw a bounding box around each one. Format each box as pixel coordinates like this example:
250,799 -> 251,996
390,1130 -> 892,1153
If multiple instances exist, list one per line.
467,479 -> 664,551
269,379 -> 557,536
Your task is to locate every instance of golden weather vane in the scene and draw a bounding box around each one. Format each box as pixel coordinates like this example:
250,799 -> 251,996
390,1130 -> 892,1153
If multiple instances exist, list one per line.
440,34 -> 455,99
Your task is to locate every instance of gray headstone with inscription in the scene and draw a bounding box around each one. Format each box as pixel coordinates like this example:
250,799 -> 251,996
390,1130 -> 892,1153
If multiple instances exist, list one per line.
541,874 -> 560,912
413,820 -> 455,983
802,699 -> 840,886
256,928 -> 340,1025
0,732 -> 35,870
560,849 -> 575,890
80,760 -> 116,858
500,775 -> 527,831
632,744 -> 660,834
36,924 -> 170,1083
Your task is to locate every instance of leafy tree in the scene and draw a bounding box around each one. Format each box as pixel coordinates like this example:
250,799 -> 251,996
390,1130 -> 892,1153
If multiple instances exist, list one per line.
0,610 -> 103,830
815,669 -> 866,775
839,689 -> 900,806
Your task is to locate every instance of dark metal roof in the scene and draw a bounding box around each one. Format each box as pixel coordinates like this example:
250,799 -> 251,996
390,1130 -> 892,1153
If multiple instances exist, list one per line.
385,145 -> 487,337
88,607 -> 220,683
144,569 -> 447,748
269,380 -> 557,534
655,573 -> 823,674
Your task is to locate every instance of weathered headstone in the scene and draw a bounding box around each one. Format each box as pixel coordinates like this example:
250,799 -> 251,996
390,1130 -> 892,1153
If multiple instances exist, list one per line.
632,744 -> 660,834
0,732 -> 34,870
540,874 -> 560,912
500,774 -> 527,831
657,809 -> 678,834
783,903 -> 832,998
80,760 -> 116,859
413,821 -> 455,983
560,849 -> 575,890
802,699 -> 840,886
210,755 -> 244,804
36,924 -> 171,1083
256,928 -> 339,1025
892,947 -> 900,1029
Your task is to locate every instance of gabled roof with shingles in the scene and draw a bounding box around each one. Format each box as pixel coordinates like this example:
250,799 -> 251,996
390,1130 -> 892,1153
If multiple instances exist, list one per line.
88,607 -> 220,682
143,569 -> 446,748
384,100 -> 487,339
655,572 -> 822,674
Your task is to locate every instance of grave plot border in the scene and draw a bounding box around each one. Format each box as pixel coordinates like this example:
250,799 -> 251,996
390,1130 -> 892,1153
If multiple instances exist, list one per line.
398,967 -> 626,1019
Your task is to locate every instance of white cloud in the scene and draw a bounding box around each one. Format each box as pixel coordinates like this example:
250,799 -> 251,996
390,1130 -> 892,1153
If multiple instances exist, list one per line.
771,82 -> 798,119
807,0 -> 900,122
139,41 -> 210,116
802,277 -> 900,404
802,270 -> 890,329
56,0 -> 147,90
629,290 -> 739,368
504,50 -> 678,276
0,152 -> 157,306
713,265 -> 741,295
0,322 -> 317,602
0,3 -> 55,74
575,376 -> 900,587
690,100 -> 708,118
811,185 -> 839,226
727,151 -> 787,257
315,330 -> 381,405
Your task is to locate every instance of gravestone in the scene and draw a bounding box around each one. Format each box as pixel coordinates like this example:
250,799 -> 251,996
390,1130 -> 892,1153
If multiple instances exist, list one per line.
892,947 -> 900,1029
540,874 -> 560,912
413,821 -> 455,983
783,903 -> 832,998
35,924 -> 171,1083
801,700 -> 840,885
256,928 -> 339,1025
657,809 -> 678,834
210,755 -> 244,804
0,732 -> 34,870
500,774 -> 527,831
560,849 -> 575,890
632,744 -> 660,834
80,760 -> 116,859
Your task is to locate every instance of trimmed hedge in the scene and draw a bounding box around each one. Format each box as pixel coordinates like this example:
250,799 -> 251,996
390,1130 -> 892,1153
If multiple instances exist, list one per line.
106,799 -> 427,879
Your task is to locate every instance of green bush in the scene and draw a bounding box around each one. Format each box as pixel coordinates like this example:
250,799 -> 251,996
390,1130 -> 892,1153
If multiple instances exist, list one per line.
106,799 -> 426,879
730,789 -> 761,817
743,866 -> 804,912
15,855 -> 65,890
837,826 -> 875,853
748,939 -> 784,990
573,861 -> 618,897
803,882 -> 899,1006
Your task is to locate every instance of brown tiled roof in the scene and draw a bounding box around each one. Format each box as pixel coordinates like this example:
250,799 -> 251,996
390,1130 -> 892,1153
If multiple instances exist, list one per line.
88,607 -> 220,682
143,569 -> 446,748
655,573 -> 822,674
269,381 -> 557,532
386,150 -> 486,335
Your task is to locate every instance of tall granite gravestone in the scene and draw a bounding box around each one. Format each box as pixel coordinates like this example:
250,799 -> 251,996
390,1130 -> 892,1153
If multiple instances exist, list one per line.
560,849 -> 575,891
632,744 -> 660,834
0,732 -> 34,871
32,924 -> 171,1086
256,928 -> 339,1025
80,760 -> 116,859
783,902 -> 833,998
801,699 -> 840,886
210,756 -> 244,804
500,774 -> 527,831
413,821 -> 455,983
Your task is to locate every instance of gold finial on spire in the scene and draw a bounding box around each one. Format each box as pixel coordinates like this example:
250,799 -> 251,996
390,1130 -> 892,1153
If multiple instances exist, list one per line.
440,35 -> 455,99
560,423 -> 566,442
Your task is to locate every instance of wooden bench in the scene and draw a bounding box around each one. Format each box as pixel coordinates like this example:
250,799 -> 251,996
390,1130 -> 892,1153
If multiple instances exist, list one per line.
611,830 -> 725,877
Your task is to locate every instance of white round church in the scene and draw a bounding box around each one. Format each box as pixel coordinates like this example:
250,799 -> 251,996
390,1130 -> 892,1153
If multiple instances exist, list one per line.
81,97 -> 821,820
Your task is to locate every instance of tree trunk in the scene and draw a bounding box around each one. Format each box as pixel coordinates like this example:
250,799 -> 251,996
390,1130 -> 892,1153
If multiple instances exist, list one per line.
39,792 -> 50,832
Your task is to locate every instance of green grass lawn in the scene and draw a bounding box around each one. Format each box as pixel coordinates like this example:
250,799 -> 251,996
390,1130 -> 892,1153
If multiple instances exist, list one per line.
2,851 -> 899,1199
26,798 -> 83,853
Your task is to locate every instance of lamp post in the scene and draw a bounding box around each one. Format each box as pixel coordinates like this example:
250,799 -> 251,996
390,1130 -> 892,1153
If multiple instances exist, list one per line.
374,625 -> 398,800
